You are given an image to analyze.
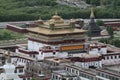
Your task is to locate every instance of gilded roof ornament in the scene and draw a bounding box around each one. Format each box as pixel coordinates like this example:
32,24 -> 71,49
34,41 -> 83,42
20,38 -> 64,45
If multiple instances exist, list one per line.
90,8 -> 95,18
55,10 -> 58,15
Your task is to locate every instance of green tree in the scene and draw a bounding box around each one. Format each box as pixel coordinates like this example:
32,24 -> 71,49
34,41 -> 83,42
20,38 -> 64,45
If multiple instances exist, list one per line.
106,26 -> 114,39
0,0 -> 120,21
31,77 -> 39,80
102,0 -> 111,5
91,0 -> 100,6
114,39 -> 120,47
84,0 -> 90,4
0,29 -> 25,40
96,20 -> 104,26
99,38 -> 109,44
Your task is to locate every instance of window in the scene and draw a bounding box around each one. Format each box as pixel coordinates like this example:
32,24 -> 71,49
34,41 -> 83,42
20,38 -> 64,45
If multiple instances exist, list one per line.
106,74 -> 109,78
19,68 -> 23,73
27,78 -> 30,80
33,55 -> 35,58
101,73 -> 104,77
82,74 -> 86,77
14,69 -> 17,73
23,78 -> 26,80
96,63 -> 98,66
52,75 -> 55,79
97,72 -> 100,75
62,78 -> 66,80
39,71 -> 41,74
76,70 -> 78,74
56,76 -> 58,79
72,69 -> 74,73
107,56 -> 109,59
115,56 -> 117,59
98,47 -> 101,51
53,52 -> 56,55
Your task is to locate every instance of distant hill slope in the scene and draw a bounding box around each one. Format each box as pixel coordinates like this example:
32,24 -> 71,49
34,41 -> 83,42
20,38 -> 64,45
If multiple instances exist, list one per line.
0,0 -> 120,21
0,0 -> 58,21
56,0 -> 90,9
0,0 -> 89,21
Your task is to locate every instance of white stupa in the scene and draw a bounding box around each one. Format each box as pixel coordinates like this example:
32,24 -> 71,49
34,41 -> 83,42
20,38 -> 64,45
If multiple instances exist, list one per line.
0,51 -> 21,80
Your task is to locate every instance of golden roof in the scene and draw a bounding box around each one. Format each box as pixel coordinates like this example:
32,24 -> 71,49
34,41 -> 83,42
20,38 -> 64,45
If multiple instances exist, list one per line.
52,15 -> 61,19
27,27 -> 86,35
49,13 -> 64,24
31,13 -> 86,34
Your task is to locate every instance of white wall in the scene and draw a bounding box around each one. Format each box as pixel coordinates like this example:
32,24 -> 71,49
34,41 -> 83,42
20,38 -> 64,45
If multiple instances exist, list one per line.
89,47 -> 107,54
37,51 -> 68,60
28,40 -> 44,51
102,55 -> 120,65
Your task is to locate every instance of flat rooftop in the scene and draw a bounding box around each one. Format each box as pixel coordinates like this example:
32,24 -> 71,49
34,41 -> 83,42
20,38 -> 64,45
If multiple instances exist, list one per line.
45,58 -> 71,63
53,70 -> 77,77
105,65 -> 120,74
66,64 -> 96,76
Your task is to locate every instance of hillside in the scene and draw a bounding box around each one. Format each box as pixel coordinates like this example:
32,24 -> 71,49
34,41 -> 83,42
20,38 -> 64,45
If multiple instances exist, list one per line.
0,0 -> 120,21
0,0 -> 90,21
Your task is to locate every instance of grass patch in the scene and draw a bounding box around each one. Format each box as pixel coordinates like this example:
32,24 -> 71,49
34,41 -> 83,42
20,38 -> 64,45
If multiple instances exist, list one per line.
0,29 -> 25,40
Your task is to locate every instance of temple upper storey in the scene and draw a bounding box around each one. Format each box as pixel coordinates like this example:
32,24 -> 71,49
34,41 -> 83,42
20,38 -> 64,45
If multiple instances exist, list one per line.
49,14 -> 64,24
34,13 -> 79,30
30,13 -> 86,35
26,14 -> 87,45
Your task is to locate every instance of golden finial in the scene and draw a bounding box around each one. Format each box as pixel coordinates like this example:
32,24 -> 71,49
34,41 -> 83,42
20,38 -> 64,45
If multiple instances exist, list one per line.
90,8 -> 95,18
55,10 -> 58,15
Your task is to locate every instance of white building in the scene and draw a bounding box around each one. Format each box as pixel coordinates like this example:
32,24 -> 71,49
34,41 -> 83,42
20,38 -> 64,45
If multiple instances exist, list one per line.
0,51 -> 32,80
0,51 -> 21,80
13,14 -> 86,60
